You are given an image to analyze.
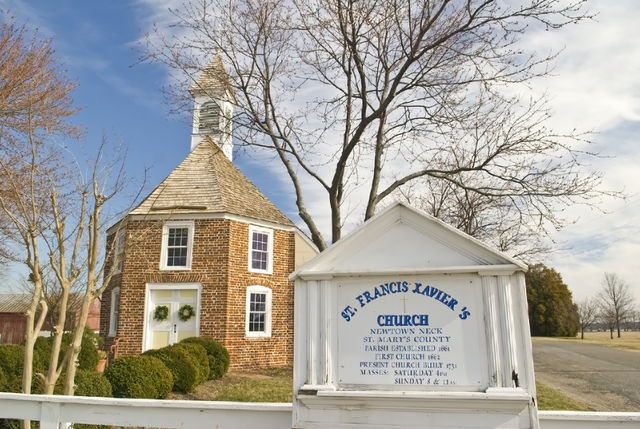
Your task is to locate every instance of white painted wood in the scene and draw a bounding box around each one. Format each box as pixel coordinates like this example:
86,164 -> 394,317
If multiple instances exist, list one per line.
294,264 -> 523,280
308,280 -> 318,385
0,393 -> 291,429
38,401 -> 61,429
291,202 -> 539,428
539,411 -> 640,429
0,394 -> 639,429
143,283 -> 201,351
290,203 -> 526,281
497,275 -> 518,388
481,275 -> 502,387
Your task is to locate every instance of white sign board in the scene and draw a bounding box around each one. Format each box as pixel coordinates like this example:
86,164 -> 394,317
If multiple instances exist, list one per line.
337,275 -> 487,390
292,203 -> 537,429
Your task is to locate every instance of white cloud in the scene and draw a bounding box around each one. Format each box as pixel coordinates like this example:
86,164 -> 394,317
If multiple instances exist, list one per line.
135,0 -> 640,303
524,0 -> 640,133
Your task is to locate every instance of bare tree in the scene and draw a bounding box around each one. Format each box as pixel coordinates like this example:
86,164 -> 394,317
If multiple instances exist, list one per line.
0,20 -> 136,407
398,177 -> 556,259
599,304 -> 616,340
2,133 -> 133,398
577,297 -> 598,340
142,0 -> 610,252
0,21 -> 78,407
0,20 -> 77,267
624,309 -> 640,331
597,272 -> 634,339
57,140 -> 135,395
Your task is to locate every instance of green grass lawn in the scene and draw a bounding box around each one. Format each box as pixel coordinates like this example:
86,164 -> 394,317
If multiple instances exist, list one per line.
182,366 -> 589,410
215,377 -> 293,402
533,330 -> 640,352
535,382 -> 589,411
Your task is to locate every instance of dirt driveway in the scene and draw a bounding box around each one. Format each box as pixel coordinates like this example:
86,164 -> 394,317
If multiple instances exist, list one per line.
532,338 -> 640,411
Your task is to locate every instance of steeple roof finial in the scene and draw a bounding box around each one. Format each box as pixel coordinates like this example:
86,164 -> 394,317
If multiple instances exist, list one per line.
189,54 -> 236,103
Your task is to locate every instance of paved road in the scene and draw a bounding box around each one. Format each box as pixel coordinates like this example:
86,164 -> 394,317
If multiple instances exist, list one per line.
532,339 -> 640,411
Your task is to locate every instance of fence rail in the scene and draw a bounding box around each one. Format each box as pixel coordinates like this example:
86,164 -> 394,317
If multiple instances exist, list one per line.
0,393 -> 291,429
1,393 -> 639,429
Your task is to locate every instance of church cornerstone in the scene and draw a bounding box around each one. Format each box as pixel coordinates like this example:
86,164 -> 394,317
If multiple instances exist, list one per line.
290,202 -> 539,429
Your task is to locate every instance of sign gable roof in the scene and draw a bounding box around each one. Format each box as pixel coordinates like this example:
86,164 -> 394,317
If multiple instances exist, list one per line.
291,202 -> 526,279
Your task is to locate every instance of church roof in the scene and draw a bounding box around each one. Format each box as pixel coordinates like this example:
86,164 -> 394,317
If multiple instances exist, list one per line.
130,139 -> 294,226
189,55 -> 237,103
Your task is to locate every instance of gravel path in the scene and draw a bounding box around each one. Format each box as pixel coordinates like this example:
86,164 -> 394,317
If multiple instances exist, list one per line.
532,339 -> 640,411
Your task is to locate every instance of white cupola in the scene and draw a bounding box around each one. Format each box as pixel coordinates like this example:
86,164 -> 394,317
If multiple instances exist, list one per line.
189,55 -> 236,160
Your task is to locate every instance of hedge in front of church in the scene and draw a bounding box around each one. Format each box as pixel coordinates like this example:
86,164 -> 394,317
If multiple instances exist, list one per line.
173,342 -> 210,383
143,345 -> 201,393
74,369 -> 112,397
104,355 -> 172,399
180,337 -> 230,380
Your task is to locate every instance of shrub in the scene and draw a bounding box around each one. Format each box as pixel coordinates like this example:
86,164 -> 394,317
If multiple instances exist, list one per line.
33,327 -> 101,372
0,345 -> 24,379
74,369 -> 112,397
33,336 -> 52,370
143,345 -> 200,393
62,327 -> 101,371
180,337 -> 230,380
0,420 -> 35,429
104,355 -> 172,399
0,375 -> 22,393
174,342 -> 210,383
0,366 -> 6,391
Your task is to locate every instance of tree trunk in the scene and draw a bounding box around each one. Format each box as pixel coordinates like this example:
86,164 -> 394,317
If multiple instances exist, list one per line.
21,279 -> 46,429
43,286 -> 71,394
63,292 -> 94,395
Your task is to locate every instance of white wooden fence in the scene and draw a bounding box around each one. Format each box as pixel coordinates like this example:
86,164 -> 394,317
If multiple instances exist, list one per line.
1,393 -> 639,429
0,393 -> 290,429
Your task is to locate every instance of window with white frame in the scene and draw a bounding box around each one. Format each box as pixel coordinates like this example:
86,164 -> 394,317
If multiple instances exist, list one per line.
113,230 -> 126,274
245,285 -> 272,338
108,287 -> 120,337
160,221 -> 194,270
248,225 -> 273,274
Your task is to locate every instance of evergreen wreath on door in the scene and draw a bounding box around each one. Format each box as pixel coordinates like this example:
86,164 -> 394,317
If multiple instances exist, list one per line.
153,305 -> 169,321
178,304 -> 195,322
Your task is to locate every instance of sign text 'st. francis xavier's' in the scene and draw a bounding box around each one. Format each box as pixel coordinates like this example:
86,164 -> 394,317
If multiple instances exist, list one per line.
340,281 -> 471,322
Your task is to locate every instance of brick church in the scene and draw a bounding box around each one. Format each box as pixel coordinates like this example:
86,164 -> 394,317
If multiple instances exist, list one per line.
99,57 -> 317,369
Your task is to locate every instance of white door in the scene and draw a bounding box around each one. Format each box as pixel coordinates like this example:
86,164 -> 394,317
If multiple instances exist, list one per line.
146,286 -> 199,350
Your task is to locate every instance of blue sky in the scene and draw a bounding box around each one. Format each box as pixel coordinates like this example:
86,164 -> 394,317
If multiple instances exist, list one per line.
1,1 -> 638,304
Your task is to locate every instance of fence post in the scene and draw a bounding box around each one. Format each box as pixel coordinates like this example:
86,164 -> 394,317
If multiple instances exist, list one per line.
39,401 -> 61,429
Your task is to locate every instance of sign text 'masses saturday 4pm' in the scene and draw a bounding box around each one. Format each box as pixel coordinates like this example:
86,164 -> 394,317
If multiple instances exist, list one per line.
339,281 -> 472,387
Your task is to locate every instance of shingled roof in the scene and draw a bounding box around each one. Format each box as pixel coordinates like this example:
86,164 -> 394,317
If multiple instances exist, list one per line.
189,55 -> 237,103
130,139 -> 294,226
0,294 -> 32,313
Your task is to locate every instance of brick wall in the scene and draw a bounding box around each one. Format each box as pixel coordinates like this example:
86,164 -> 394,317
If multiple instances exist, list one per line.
223,222 -> 295,369
101,216 -> 295,370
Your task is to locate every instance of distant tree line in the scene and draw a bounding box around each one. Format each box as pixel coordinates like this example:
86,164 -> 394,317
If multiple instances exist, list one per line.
525,264 -> 637,339
577,272 -> 637,339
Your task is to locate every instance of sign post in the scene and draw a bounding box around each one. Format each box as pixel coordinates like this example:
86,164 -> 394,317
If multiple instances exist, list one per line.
291,203 -> 539,429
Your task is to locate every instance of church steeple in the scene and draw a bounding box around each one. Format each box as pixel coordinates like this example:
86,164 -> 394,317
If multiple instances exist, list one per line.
189,56 -> 236,160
